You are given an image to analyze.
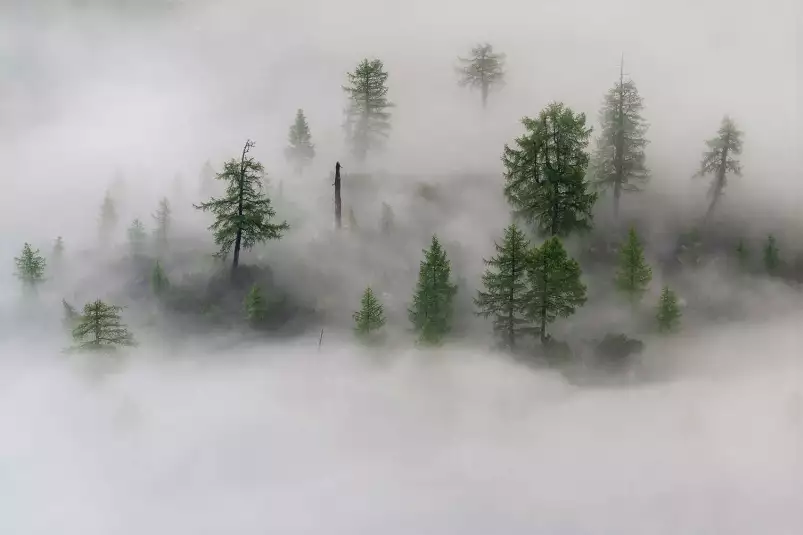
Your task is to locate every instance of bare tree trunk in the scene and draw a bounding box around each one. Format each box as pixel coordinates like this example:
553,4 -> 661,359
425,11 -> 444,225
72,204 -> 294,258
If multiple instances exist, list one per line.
232,141 -> 249,274
481,83 -> 488,109
334,161 -> 342,229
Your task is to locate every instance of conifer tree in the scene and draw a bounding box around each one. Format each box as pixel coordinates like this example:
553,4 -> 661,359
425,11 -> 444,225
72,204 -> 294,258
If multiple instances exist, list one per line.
284,108 -> 316,175
457,43 -> 506,109
71,300 -> 135,352
151,260 -> 170,296
380,202 -> 395,234
343,58 -> 393,163
353,286 -> 386,338
763,234 -> 780,275
14,243 -> 46,291
474,223 -> 531,349
408,235 -> 458,345
127,218 -> 147,256
198,160 -> 217,198
656,286 -> 681,333
244,283 -> 267,324
52,236 -> 64,262
524,237 -> 587,343
194,140 -> 289,273
695,116 -> 744,221
614,226 -> 652,303
98,190 -> 118,243
152,197 -> 171,251
503,102 -> 597,237
590,64 -> 650,219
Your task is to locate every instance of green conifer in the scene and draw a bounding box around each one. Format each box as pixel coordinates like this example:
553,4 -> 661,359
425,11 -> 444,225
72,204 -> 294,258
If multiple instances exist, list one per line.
614,226 -> 652,303
408,235 -> 458,345
763,234 -> 780,275
244,284 -> 267,325
71,300 -> 135,352
656,286 -> 681,333
353,286 -> 386,338
128,218 -> 147,256
151,261 -> 170,296
474,223 -> 531,349
524,237 -> 587,343
14,243 -> 46,291
343,58 -> 393,162
284,108 -> 316,174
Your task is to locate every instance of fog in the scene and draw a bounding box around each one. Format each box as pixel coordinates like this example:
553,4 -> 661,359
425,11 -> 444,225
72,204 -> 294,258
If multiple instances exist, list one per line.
1,0 -> 802,533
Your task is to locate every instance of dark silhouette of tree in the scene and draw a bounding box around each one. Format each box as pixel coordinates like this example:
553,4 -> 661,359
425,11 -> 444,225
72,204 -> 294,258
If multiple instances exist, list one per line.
343,59 -> 393,163
457,43 -> 506,109
695,116 -> 743,221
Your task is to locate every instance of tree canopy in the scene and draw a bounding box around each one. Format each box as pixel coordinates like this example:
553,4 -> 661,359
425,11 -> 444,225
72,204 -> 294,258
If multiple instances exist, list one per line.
343,58 -> 393,163
457,43 -> 506,109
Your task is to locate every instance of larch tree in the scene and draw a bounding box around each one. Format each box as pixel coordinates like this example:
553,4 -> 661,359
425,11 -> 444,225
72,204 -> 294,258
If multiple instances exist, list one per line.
98,190 -> 118,244
353,286 -> 386,339
152,197 -> 171,252
284,108 -> 316,175
127,218 -> 147,257
763,234 -> 780,275
590,62 -> 650,220
614,226 -> 652,304
15,243 -> 46,292
343,58 -> 393,163
474,223 -> 532,350
457,42 -> 506,109
52,236 -> 65,267
524,237 -> 587,344
62,299 -> 81,333
71,299 -> 136,352
503,102 -> 597,238
244,283 -> 267,325
656,286 -> 681,333
194,140 -> 289,273
408,235 -> 458,345
151,260 -> 169,297
694,115 -> 743,221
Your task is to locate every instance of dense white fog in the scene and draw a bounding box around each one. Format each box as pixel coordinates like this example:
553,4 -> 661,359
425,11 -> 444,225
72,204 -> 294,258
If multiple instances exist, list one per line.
1,0 -> 801,533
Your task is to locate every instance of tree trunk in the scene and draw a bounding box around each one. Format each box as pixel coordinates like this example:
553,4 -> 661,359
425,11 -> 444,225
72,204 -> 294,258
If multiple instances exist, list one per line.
481,83 -> 488,109
334,162 -> 342,229
613,180 -> 622,222
705,144 -> 729,223
232,143 -> 248,273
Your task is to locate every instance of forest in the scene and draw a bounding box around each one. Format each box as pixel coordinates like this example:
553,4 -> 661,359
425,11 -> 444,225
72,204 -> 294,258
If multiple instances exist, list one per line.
1,2 -> 800,534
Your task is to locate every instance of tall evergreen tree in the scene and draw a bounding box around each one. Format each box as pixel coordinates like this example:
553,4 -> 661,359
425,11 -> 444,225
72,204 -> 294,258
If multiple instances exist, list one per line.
695,115 -> 744,221
590,63 -> 650,220
198,160 -> 217,198
244,283 -> 267,324
152,197 -> 171,252
151,260 -> 170,297
127,218 -> 147,256
98,190 -> 118,243
194,140 -> 289,273
71,300 -> 135,352
353,286 -> 386,338
524,237 -> 587,343
763,234 -> 780,275
343,58 -> 393,163
614,226 -> 652,303
656,286 -> 681,333
52,236 -> 65,266
457,43 -> 506,109
474,223 -> 531,349
503,102 -> 597,237
408,235 -> 458,345
14,243 -> 46,291
284,108 -> 316,175
62,298 -> 81,332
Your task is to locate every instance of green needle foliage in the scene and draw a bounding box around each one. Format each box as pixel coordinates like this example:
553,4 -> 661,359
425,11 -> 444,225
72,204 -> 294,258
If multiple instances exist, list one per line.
474,223 -> 531,349
152,197 -> 171,252
656,286 -> 681,333
194,140 -> 289,272
614,226 -> 652,303
244,283 -> 267,325
457,43 -> 506,109
284,108 -> 316,175
763,234 -> 780,275
128,218 -> 147,256
503,102 -> 597,237
98,190 -> 118,243
695,115 -> 743,221
590,71 -> 650,219
353,286 -> 386,338
62,298 -> 81,332
343,58 -> 393,163
408,235 -> 458,345
524,237 -> 587,343
14,243 -> 46,290
71,299 -> 136,352
151,260 -> 170,297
